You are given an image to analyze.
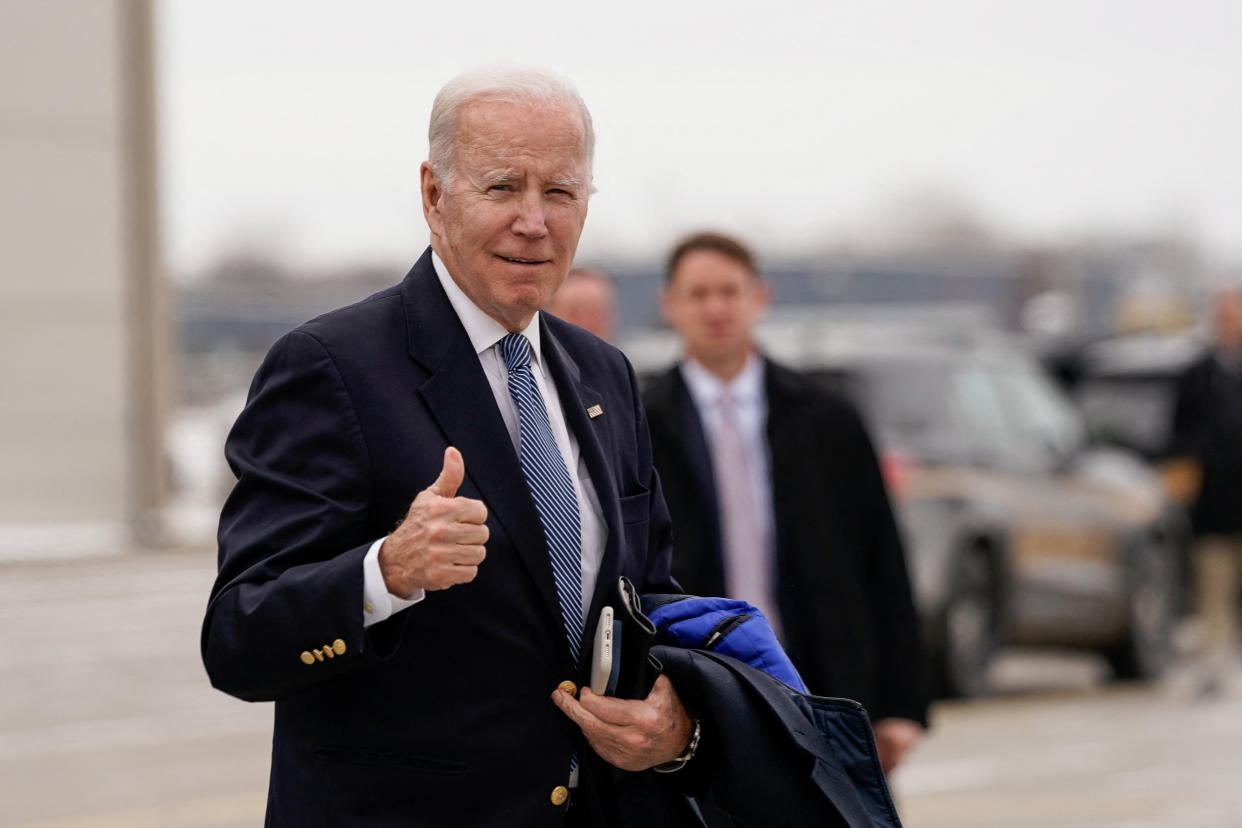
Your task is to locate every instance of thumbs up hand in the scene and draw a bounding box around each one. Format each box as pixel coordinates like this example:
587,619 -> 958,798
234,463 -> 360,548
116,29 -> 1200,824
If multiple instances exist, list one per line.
379,447 -> 489,595
428,444 -> 466,498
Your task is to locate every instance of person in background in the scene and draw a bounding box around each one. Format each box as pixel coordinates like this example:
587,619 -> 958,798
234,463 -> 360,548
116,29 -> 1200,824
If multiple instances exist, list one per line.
1169,285 -> 1242,698
546,266 -> 617,341
643,231 -> 929,774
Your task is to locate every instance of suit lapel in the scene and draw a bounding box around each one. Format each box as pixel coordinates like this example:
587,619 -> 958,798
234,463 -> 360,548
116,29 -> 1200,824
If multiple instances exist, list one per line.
764,358 -> 839,607
763,358 -> 808,535
763,359 -> 798,489
540,323 -> 624,632
671,367 -> 725,592
672,368 -> 720,535
646,366 -> 726,595
401,251 -> 563,631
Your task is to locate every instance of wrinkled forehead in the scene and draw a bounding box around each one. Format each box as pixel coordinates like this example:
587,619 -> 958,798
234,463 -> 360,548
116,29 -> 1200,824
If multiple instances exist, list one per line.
454,99 -> 588,166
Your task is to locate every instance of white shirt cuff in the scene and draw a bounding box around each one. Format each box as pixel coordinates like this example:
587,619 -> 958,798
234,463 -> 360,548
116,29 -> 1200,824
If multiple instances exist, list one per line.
362,537 -> 425,628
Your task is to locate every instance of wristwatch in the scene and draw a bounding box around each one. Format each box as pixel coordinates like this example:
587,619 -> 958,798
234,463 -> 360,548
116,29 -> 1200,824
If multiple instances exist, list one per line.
653,716 -> 701,773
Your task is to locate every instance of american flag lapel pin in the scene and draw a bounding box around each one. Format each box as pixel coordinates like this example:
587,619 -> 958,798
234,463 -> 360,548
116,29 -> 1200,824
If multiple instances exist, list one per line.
586,404 -> 604,419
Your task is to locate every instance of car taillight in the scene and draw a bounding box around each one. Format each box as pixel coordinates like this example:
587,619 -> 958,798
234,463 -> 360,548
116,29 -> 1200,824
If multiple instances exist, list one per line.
880,450 -> 910,499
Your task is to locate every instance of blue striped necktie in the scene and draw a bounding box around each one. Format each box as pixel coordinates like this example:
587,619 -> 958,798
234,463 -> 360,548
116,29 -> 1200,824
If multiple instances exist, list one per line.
499,333 -> 584,664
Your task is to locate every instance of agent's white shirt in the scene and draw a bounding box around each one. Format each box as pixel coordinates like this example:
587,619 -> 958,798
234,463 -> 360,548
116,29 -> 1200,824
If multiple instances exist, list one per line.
360,251 -> 608,627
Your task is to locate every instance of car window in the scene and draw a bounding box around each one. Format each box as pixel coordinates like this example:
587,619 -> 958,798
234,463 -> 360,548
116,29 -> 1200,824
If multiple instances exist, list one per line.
832,360 -> 984,464
865,362 -> 957,437
990,365 -> 1085,462
813,356 -> 1081,468
945,365 -> 1011,457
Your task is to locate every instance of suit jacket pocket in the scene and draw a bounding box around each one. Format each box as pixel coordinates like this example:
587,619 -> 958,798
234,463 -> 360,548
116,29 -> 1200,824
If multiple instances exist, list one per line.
619,488 -> 650,525
316,746 -> 466,776
319,747 -> 467,826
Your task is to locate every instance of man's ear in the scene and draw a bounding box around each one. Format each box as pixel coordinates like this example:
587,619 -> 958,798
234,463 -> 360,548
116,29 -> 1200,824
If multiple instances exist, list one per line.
755,280 -> 772,312
420,162 -> 444,238
659,285 -> 675,326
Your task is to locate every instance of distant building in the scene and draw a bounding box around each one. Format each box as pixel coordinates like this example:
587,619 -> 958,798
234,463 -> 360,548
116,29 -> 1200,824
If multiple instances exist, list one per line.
177,245 -> 1198,375
0,1 -> 168,557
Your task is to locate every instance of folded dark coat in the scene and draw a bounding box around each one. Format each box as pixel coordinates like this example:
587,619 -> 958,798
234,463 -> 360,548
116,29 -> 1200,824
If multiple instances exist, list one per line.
645,646 -> 902,828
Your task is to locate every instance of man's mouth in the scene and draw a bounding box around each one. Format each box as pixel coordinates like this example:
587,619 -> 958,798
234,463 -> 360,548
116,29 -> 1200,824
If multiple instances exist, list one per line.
497,255 -> 549,265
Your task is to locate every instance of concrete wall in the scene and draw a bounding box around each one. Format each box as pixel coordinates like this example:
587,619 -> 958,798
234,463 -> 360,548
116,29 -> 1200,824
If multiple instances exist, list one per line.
0,0 -> 166,555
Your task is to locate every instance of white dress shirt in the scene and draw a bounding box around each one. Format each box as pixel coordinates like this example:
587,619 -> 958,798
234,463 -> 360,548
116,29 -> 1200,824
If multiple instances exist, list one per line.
678,354 -> 779,625
361,252 -> 608,628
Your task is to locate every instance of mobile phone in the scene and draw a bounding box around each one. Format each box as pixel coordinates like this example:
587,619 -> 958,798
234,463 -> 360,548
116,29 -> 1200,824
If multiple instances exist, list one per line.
606,618 -> 623,695
589,606 -> 614,695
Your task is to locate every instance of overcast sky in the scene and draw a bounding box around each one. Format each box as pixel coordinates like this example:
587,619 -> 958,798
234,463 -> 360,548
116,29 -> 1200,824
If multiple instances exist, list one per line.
158,0 -> 1242,278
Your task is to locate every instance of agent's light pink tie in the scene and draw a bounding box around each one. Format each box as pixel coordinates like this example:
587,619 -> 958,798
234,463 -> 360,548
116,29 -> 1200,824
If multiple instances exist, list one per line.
711,391 -> 779,630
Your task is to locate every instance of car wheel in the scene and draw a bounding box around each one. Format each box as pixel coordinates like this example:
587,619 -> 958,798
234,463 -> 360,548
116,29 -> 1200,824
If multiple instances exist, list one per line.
938,546 -> 1001,698
1105,536 -> 1177,681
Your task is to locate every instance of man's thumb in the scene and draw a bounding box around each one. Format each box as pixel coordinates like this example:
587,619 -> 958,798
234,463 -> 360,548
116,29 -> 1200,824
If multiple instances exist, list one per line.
429,446 -> 465,497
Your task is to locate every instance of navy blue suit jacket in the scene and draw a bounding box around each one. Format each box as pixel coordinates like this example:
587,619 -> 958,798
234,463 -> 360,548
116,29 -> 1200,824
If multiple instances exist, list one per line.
202,249 -> 679,826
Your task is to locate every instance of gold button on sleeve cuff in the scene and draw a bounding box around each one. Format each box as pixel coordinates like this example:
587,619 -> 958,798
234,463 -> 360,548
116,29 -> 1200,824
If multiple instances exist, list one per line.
332,639 -> 347,655
299,651 -> 315,665
313,649 -> 324,662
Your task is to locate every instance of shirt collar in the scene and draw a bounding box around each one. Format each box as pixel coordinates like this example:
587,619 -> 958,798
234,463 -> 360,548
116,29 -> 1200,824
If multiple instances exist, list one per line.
431,250 -> 542,362
680,351 -> 765,409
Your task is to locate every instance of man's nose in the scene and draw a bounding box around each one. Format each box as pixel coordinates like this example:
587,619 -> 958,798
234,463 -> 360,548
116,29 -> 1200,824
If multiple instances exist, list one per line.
511,191 -> 548,237
703,293 -> 731,316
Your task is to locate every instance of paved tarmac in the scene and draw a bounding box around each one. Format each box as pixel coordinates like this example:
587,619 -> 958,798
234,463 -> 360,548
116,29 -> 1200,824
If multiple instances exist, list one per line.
894,681 -> 1242,826
2,550 -> 1240,827
0,551 -> 269,828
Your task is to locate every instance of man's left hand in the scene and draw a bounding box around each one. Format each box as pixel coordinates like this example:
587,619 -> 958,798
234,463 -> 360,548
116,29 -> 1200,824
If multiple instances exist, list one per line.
873,717 -> 924,775
551,675 -> 693,772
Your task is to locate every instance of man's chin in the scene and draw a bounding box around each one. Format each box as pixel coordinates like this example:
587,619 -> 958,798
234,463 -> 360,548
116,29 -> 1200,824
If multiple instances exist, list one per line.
507,279 -> 561,309
701,337 -> 745,358
488,292 -> 550,330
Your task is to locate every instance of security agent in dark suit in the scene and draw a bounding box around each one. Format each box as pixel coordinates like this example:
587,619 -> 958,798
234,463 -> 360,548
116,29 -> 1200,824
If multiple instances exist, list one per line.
201,67 -> 697,826
1168,286 -> 1242,696
643,232 -> 929,775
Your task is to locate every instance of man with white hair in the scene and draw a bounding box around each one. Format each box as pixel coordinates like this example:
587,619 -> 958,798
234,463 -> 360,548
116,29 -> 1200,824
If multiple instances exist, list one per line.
202,67 -> 696,825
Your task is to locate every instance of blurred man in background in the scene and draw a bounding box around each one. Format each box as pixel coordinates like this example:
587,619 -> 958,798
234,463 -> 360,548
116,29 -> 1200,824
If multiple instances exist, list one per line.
1169,286 -> 1242,697
643,231 -> 928,774
546,266 -> 617,340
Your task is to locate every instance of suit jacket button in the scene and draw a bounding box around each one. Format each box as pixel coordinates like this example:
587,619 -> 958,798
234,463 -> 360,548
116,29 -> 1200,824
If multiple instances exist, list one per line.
550,785 -> 569,806
332,639 -> 347,655
300,651 -> 315,665
322,644 -> 335,659
557,680 -> 578,697
313,649 -> 324,662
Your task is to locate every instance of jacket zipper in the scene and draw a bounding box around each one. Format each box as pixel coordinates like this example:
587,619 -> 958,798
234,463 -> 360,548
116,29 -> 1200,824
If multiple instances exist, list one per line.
702,614 -> 752,650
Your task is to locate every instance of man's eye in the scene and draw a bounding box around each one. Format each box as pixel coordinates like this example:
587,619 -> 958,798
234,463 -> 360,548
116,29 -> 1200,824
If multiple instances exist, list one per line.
489,184 -> 512,192
547,188 -> 572,197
